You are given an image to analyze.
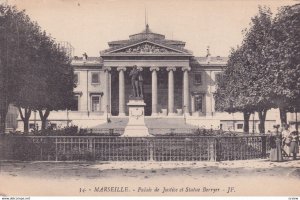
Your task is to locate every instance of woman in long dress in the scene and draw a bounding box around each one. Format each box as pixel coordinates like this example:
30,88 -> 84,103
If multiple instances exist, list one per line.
289,131 -> 299,160
282,124 -> 291,157
269,126 -> 283,162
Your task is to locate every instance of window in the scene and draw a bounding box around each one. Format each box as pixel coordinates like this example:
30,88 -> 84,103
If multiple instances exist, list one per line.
194,73 -> 202,85
70,95 -> 79,111
237,124 -> 243,129
74,73 -> 79,85
91,72 -> 100,84
194,95 -> 203,112
91,96 -> 101,112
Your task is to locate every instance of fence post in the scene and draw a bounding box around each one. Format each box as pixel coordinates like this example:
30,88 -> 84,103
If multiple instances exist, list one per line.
40,138 -> 43,161
93,138 -> 96,160
88,138 -> 94,161
215,137 -> 220,161
209,137 -> 216,162
149,139 -> 154,161
261,136 -> 267,158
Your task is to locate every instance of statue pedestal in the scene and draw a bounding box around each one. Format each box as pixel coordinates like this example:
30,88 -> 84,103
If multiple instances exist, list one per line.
122,99 -> 151,137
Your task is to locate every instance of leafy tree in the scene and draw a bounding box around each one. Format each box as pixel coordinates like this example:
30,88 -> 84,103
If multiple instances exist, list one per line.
216,5 -> 300,132
0,5 -> 74,132
241,6 -> 274,133
34,34 -> 74,130
215,7 -> 275,133
0,5 -> 31,133
214,46 -> 255,133
265,4 -> 300,125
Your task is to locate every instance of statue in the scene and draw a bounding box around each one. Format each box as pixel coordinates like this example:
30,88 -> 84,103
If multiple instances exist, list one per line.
138,71 -> 144,98
129,65 -> 144,98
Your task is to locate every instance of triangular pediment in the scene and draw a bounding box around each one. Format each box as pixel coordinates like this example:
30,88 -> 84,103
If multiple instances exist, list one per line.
104,41 -> 190,55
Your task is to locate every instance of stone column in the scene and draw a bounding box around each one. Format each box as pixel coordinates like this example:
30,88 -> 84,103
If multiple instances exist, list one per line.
117,66 -> 126,117
150,66 -> 159,116
167,67 -> 176,116
182,67 -> 191,115
103,67 -> 111,114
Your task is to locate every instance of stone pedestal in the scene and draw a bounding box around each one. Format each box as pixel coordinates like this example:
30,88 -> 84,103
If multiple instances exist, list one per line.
122,99 -> 151,137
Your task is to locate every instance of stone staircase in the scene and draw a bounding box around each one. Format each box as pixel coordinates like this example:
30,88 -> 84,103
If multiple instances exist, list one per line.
92,117 -> 197,129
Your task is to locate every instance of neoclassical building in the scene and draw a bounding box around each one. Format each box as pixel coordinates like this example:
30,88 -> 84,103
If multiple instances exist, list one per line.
15,25 -> 288,132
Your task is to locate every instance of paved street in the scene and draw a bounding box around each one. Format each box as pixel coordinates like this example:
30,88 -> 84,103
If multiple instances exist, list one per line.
0,159 -> 299,196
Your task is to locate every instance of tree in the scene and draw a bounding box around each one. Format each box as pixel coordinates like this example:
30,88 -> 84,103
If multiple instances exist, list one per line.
214,47 -> 255,133
34,34 -> 74,130
241,6 -> 274,133
215,7 -> 275,133
0,5 -> 75,133
0,5 -> 31,133
1,5 -> 48,132
216,5 -> 300,132
265,4 -> 300,125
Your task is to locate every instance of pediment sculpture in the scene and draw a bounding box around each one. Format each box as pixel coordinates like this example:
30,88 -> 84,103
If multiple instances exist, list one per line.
114,43 -> 181,54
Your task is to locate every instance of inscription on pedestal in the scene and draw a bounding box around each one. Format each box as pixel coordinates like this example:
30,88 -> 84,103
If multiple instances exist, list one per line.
122,99 -> 151,137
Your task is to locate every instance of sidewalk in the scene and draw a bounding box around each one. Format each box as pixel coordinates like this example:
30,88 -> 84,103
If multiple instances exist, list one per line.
0,159 -> 299,196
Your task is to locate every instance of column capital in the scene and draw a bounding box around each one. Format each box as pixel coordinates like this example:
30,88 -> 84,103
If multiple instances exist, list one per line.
166,66 -> 176,72
150,66 -> 160,72
182,66 -> 191,71
103,66 -> 111,72
137,66 -> 143,71
117,66 -> 127,71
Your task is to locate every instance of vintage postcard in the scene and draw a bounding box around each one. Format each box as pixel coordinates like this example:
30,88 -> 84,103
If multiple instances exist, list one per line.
0,0 -> 299,198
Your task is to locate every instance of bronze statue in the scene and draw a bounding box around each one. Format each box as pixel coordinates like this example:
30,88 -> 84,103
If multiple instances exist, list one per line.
129,65 -> 143,98
138,72 -> 144,98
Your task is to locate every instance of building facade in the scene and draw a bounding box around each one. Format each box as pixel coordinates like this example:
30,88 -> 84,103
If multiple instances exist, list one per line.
15,25 -> 297,132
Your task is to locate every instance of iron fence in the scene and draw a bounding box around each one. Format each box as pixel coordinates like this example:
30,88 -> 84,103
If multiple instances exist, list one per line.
0,135 -> 267,162
152,137 -> 216,161
216,136 -> 267,160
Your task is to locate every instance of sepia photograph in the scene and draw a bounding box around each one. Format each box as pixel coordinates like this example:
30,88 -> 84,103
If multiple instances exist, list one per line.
0,0 -> 299,198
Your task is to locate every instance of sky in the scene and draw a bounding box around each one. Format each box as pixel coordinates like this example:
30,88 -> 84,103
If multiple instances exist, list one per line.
4,0 -> 298,57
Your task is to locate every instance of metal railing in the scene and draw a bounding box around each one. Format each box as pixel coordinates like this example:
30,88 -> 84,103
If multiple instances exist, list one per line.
0,135 -> 267,162
216,136 -> 267,160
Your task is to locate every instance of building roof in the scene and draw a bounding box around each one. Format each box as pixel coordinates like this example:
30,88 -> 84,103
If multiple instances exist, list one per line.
195,56 -> 228,64
71,25 -> 228,67
102,24 -> 189,54
128,24 -> 166,41
191,56 -> 228,67
71,56 -> 228,67
71,56 -> 102,66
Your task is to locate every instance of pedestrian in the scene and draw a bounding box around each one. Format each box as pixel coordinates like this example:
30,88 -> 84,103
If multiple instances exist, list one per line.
289,130 -> 299,160
282,124 -> 291,157
269,125 -> 283,162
